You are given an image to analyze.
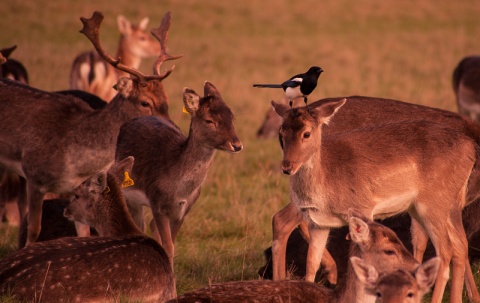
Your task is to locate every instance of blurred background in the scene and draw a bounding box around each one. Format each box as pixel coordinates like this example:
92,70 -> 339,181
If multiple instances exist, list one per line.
1,0 -> 480,297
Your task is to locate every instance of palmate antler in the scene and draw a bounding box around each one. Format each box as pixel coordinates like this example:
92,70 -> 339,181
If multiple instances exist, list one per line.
80,11 -> 182,82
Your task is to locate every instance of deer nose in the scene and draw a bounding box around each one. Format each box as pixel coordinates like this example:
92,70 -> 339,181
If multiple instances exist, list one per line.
231,140 -> 243,152
282,160 -> 293,175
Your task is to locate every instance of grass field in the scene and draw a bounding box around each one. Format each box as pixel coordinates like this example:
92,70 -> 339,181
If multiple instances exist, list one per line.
1,0 -> 480,302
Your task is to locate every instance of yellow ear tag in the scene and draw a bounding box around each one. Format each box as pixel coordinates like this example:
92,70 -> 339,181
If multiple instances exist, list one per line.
122,171 -> 135,188
104,186 -> 111,193
182,106 -> 190,114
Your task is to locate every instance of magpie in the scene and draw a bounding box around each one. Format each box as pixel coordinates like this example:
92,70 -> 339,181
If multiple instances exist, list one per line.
253,66 -> 323,108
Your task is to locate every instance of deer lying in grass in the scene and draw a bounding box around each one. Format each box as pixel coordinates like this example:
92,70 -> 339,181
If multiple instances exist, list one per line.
453,56 -> 480,122
0,45 -> 28,84
70,15 -> 161,101
272,98 -> 479,303
351,256 -> 440,303
116,82 -> 243,266
167,212 -> 419,303
0,157 -> 175,303
0,11 -> 182,246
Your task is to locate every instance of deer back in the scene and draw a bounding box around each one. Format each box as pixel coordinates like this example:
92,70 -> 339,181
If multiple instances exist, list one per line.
0,235 -> 175,303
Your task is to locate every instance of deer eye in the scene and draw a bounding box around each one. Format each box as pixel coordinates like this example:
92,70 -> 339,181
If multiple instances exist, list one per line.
376,292 -> 382,298
383,249 -> 396,256
303,132 -> 311,139
140,101 -> 149,107
407,291 -> 414,298
205,119 -> 215,124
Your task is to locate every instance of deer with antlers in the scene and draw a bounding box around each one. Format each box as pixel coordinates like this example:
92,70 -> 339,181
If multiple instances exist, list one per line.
70,15 -> 161,101
271,98 -> 480,303
0,11 -> 182,246
115,82 -> 243,267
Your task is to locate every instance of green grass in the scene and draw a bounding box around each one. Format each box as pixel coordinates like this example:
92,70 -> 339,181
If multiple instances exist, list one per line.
1,0 -> 480,302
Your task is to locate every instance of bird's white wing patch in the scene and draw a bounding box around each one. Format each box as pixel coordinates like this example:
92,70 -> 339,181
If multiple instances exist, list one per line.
292,77 -> 303,83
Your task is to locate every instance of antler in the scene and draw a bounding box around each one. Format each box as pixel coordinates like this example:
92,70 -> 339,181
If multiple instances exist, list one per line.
80,11 -> 146,81
147,11 -> 184,81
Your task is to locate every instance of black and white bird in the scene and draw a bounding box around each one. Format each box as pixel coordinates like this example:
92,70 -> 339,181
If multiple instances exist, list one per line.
253,66 -> 323,108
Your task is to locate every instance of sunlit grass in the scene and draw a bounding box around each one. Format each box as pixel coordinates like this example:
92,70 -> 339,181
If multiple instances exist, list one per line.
1,0 -> 480,302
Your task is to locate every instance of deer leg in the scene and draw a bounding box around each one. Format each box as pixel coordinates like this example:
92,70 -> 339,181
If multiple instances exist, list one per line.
414,207 -> 468,303
25,182 -> 45,246
297,220 -> 337,284
306,226 -> 330,282
410,216 -> 429,262
153,210 -> 174,268
272,202 -> 303,280
16,176 -> 27,221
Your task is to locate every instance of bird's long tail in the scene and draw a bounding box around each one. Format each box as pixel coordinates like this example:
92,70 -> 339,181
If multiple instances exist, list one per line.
252,84 -> 283,88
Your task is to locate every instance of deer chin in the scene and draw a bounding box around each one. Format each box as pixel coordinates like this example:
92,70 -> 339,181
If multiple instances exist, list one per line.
217,142 -> 243,153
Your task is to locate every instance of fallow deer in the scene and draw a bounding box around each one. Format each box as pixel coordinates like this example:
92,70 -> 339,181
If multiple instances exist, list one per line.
167,212 -> 419,303
70,15 -> 161,101
268,96 -> 480,302
115,82 -> 243,266
351,256 -> 440,303
0,157 -> 175,303
0,45 -> 28,84
116,82 -> 243,266
453,56 -> 480,122
272,98 -> 479,303
0,11 -> 182,246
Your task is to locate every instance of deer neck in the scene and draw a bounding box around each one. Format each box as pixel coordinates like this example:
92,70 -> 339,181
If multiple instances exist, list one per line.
116,39 -> 141,78
94,177 -> 143,237
181,124 -> 217,177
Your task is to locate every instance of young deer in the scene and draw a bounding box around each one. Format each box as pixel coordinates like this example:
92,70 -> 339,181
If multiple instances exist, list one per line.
70,15 -> 161,101
272,99 -> 479,303
167,212 -> 419,303
452,56 -> 480,122
351,256 -> 440,303
0,157 -> 175,303
115,82 -> 243,266
0,11 -> 182,246
268,96 -> 480,302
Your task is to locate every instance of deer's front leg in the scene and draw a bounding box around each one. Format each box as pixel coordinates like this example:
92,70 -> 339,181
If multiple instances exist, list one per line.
272,202 -> 303,280
306,226 -> 330,282
25,182 -> 45,245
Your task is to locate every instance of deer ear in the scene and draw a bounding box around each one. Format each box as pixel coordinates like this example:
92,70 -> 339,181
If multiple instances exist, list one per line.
349,216 -> 370,244
310,98 -> 347,125
115,77 -> 134,97
117,15 -> 132,35
138,17 -> 149,30
109,156 -> 135,181
271,100 -> 290,117
204,81 -> 220,98
89,171 -> 108,193
350,257 -> 379,290
415,257 -> 440,292
183,87 -> 200,114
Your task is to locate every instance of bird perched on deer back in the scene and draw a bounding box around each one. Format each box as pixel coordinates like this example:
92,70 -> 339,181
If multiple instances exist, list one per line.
253,66 -> 323,108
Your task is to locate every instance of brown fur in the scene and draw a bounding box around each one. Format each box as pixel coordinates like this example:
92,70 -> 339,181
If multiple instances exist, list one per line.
116,82 -> 243,266
452,56 -> 480,121
70,15 -> 161,101
168,214 -> 418,303
272,99 -> 479,303
0,157 -> 176,303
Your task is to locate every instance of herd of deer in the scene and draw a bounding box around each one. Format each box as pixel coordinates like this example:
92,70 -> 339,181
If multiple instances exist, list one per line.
0,9 -> 479,303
